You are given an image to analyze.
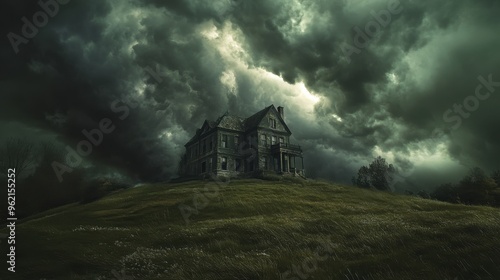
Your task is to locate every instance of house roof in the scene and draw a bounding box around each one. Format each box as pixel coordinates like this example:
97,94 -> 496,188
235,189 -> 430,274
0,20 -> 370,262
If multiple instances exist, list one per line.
244,105 -> 273,130
217,114 -> 246,131
185,105 -> 290,146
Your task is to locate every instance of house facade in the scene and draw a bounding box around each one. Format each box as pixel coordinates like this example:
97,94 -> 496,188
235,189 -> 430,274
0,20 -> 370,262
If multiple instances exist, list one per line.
178,105 -> 305,178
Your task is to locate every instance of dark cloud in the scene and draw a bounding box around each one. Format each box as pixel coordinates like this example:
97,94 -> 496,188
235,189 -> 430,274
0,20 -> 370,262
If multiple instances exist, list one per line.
1,0 -> 499,187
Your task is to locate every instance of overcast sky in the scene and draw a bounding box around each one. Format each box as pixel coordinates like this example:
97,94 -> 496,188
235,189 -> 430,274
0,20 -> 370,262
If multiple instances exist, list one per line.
1,0 -> 499,189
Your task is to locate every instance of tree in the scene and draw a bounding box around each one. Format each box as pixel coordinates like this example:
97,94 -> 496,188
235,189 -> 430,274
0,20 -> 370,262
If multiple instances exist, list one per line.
353,156 -> 395,191
352,166 -> 371,188
0,138 -> 37,177
457,167 -> 496,205
369,156 -> 395,190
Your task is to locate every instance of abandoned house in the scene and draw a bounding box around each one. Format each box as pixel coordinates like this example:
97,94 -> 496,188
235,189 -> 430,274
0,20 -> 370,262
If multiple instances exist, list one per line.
178,105 -> 305,178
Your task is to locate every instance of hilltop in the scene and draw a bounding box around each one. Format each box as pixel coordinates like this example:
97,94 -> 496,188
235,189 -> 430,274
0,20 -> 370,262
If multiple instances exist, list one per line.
3,179 -> 500,280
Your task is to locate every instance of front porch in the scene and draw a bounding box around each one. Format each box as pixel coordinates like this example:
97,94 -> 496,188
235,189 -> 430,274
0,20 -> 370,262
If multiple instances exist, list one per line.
270,143 -> 305,177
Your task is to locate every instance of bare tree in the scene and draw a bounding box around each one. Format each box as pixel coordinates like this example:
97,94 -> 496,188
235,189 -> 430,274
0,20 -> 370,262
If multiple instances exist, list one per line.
0,138 -> 37,177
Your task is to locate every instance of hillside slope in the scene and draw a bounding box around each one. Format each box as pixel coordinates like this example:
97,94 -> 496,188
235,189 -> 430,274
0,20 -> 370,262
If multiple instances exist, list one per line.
3,179 -> 500,280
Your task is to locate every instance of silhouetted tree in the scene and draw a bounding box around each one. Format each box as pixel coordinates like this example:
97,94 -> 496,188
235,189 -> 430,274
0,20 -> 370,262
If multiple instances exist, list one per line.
0,138 -> 37,177
352,166 -> 371,188
353,156 -> 395,191
457,167 -> 496,205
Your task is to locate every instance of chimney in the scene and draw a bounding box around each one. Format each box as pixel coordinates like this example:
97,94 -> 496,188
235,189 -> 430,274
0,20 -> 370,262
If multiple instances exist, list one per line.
277,106 -> 284,119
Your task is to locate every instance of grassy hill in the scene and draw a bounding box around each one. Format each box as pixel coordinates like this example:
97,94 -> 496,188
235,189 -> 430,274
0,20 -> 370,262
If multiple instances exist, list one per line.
3,178 -> 500,280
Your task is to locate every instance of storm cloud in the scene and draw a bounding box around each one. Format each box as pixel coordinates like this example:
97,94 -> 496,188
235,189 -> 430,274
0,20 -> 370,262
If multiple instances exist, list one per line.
1,0 -> 499,189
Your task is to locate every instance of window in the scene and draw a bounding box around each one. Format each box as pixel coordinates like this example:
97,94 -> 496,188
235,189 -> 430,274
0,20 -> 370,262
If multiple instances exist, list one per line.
235,159 -> 241,171
262,157 -> 268,170
202,140 -> 206,153
270,118 -> 277,128
209,138 -> 213,151
271,136 -> 277,145
201,161 -> 206,173
221,134 -> 227,148
221,157 -> 227,170
260,134 -> 267,146
234,136 -> 239,146
279,137 -> 284,144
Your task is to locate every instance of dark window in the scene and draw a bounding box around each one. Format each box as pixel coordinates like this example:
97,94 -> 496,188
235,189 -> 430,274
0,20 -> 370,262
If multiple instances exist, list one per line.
209,138 -> 213,150
201,161 -> 206,173
202,140 -> 206,153
260,134 -> 267,146
263,157 -> 268,170
234,136 -> 239,146
271,136 -> 277,145
221,157 -> 227,170
279,137 -> 284,144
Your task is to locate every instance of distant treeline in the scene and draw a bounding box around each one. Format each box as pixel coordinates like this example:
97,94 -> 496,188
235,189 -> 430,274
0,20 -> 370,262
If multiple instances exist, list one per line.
420,167 -> 500,207
353,156 -> 500,207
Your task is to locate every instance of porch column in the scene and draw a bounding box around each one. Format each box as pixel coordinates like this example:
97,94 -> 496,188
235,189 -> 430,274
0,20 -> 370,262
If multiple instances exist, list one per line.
294,156 -> 296,173
279,152 -> 283,172
287,154 -> 291,173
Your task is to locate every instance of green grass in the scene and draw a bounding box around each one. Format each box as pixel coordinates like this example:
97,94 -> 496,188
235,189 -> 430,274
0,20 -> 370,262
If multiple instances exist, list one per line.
3,178 -> 500,279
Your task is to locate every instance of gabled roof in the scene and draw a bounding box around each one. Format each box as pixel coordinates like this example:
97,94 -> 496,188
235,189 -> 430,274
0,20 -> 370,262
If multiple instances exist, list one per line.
185,105 -> 291,146
244,105 -> 273,130
244,104 -> 291,134
185,120 -> 213,146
